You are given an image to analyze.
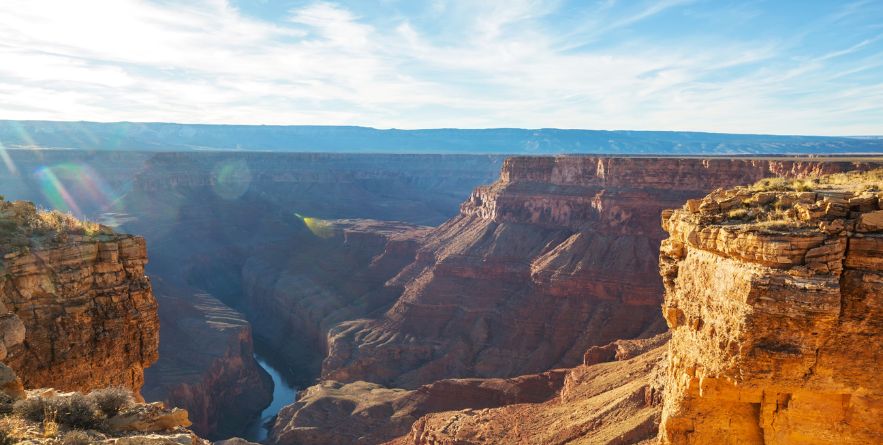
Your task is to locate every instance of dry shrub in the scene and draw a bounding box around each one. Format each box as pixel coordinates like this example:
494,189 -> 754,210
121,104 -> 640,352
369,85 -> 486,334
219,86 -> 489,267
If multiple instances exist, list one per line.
12,394 -> 101,429
88,386 -> 134,417
62,429 -> 93,445
12,397 -> 45,422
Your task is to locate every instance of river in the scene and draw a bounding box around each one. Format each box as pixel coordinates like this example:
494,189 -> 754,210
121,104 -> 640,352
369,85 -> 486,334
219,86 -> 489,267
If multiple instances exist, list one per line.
242,352 -> 298,442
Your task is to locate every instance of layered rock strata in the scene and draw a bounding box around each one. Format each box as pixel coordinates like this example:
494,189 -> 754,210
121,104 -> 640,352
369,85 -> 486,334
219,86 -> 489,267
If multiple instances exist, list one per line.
658,172 -> 883,444
323,157 -> 879,389
0,200 -> 159,396
388,335 -> 668,445
268,370 -> 566,445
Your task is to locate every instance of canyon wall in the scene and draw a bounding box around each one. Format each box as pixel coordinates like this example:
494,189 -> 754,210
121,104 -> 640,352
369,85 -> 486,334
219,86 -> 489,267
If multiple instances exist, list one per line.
321,157 -> 880,389
240,219 -> 429,386
0,201 -> 159,394
142,284 -> 273,440
0,200 -> 158,396
658,176 -> 883,444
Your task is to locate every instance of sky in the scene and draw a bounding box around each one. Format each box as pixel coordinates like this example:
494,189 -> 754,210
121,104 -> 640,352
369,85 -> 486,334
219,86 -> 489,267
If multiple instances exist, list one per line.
0,0 -> 881,135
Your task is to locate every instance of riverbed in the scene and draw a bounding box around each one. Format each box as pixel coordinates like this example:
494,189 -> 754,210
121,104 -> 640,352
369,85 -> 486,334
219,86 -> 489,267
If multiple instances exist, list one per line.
242,352 -> 298,442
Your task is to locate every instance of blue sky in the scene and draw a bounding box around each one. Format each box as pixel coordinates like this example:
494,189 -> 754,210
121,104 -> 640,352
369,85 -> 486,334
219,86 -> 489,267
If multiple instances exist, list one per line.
0,0 -> 881,135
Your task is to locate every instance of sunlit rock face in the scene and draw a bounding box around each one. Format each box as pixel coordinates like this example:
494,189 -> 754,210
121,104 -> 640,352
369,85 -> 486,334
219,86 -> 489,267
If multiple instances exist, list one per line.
0,200 -> 158,397
658,174 -> 883,444
321,157 -> 882,389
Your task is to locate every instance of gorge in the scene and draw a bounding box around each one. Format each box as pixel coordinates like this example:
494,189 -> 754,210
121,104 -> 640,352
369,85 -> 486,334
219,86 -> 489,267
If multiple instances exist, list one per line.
0,150 -> 880,444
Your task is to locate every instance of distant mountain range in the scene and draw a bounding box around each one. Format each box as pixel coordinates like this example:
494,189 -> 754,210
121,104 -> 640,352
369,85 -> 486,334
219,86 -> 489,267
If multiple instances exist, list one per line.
1,120 -> 881,154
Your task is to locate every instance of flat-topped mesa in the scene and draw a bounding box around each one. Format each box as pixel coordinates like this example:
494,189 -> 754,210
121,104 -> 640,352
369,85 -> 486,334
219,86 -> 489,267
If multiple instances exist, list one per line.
0,200 -> 159,396
658,171 -> 883,444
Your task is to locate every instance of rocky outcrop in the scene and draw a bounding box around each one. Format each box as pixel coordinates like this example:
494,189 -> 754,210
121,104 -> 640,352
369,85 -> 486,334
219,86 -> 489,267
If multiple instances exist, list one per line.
388,336 -> 668,445
658,172 -> 883,444
268,369 -> 566,445
0,200 -> 159,396
143,285 -> 273,440
323,157 -> 879,389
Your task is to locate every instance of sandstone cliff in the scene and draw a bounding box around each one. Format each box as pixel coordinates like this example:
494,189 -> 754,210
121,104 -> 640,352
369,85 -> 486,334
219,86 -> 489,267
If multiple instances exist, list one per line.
322,157 -> 878,389
658,171 -> 883,444
0,200 -> 159,396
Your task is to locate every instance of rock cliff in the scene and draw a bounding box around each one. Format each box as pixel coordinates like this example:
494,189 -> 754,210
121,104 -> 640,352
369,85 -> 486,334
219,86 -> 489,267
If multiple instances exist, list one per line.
0,200 -> 159,396
658,171 -> 883,444
322,157 -> 879,389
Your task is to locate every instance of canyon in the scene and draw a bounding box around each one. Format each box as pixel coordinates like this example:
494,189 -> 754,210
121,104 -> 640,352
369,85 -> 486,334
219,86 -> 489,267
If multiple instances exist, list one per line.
0,150 -> 881,443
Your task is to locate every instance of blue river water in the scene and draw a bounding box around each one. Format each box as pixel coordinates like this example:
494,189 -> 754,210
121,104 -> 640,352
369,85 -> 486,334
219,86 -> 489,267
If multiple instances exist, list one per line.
242,353 -> 298,442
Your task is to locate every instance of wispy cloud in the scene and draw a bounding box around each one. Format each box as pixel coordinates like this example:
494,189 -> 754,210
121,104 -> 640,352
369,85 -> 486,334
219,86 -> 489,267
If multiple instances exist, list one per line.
0,0 -> 880,135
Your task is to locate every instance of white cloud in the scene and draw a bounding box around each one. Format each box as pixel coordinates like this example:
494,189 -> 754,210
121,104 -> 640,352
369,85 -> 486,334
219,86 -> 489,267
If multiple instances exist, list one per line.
0,0 -> 879,135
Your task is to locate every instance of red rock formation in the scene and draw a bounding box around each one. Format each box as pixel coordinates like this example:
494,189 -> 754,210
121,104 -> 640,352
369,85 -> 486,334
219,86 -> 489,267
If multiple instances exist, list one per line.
0,200 -> 159,397
322,157 -> 880,389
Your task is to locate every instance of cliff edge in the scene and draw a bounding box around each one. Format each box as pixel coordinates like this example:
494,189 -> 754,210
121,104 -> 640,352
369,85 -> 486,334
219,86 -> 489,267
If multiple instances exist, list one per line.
659,171 -> 883,444
0,200 -> 159,397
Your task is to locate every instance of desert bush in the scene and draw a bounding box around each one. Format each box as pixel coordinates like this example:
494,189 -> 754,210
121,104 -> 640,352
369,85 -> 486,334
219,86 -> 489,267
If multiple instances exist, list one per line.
52,393 -> 101,429
88,387 -> 134,417
61,429 -> 92,445
0,392 -> 13,415
13,394 -> 101,429
12,396 -> 46,421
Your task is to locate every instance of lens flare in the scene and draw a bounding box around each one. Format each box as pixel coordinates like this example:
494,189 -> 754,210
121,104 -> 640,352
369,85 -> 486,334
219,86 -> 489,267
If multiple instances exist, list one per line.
295,213 -> 334,238
32,163 -> 125,217
211,160 -> 251,200
34,166 -> 82,215
0,142 -> 18,175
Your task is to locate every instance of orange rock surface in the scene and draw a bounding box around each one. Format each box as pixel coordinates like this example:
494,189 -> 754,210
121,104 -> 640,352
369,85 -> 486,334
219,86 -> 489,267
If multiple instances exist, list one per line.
0,201 -> 159,396
658,172 -> 883,444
